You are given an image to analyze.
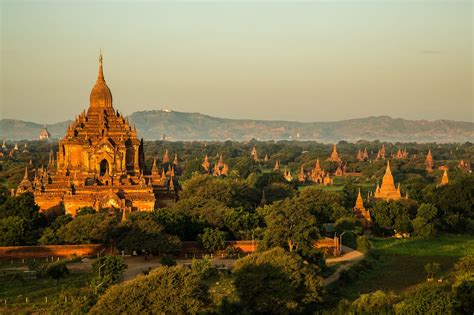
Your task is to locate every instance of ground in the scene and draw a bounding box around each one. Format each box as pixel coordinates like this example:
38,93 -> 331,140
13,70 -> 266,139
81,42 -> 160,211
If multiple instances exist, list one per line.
327,234 -> 474,302
1,234 -> 472,313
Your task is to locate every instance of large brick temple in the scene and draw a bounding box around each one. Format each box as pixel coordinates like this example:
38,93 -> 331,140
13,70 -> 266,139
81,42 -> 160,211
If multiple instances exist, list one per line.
16,53 -> 178,216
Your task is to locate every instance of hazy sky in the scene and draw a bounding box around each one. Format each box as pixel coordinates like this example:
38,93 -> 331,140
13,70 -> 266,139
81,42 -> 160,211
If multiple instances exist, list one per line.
1,0 -> 472,124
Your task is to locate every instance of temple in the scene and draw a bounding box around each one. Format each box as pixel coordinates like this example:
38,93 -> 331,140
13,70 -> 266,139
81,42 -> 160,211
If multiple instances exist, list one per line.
16,53 -> 177,216
250,146 -> 258,161
440,169 -> 449,186
354,189 -> 371,226
327,144 -> 342,163
375,144 -> 386,161
39,127 -> 51,140
425,149 -> 434,173
356,148 -> 369,162
373,161 -> 402,201
212,154 -> 229,176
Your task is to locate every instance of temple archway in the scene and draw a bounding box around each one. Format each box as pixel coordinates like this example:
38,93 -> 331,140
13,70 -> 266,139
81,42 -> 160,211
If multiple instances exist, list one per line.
100,159 -> 109,176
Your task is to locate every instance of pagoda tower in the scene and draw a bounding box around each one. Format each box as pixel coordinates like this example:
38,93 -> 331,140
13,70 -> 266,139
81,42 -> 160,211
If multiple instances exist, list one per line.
374,161 -> 402,201
425,149 -> 434,172
440,169 -> 449,186
251,146 -> 258,161
202,155 -> 211,172
354,189 -> 371,226
327,144 -> 342,163
19,53 -> 177,215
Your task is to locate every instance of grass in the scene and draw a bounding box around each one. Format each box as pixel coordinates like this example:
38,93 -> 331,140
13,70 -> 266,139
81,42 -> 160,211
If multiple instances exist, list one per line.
372,234 -> 474,257
327,234 -> 474,301
0,266 -> 90,314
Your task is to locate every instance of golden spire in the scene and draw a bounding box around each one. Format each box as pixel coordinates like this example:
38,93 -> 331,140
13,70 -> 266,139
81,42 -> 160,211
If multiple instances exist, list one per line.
355,188 -> 365,210
23,166 -> 29,179
98,49 -> 104,81
441,169 -> 449,186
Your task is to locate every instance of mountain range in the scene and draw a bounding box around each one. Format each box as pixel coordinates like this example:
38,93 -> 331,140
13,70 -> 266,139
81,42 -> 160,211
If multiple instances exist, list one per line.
1,110 -> 473,142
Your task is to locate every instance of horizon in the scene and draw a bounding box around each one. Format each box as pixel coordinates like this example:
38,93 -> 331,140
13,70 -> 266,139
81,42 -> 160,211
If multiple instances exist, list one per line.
1,0 -> 472,124
1,109 -> 474,126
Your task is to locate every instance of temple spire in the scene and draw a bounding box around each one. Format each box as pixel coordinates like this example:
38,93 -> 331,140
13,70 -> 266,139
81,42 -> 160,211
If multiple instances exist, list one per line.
98,49 -> 104,81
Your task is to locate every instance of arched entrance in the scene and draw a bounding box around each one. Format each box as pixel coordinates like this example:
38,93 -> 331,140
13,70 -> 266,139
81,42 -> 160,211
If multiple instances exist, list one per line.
100,159 -> 109,176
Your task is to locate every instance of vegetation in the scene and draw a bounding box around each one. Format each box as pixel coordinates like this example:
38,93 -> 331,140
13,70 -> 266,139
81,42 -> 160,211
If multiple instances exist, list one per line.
90,266 -> 211,314
0,139 -> 472,313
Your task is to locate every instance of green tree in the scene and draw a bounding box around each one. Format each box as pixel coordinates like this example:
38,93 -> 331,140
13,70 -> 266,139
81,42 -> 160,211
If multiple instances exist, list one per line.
232,247 -> 324,314
0,216 -> 25,246
0,193 -> 45,244
356,235 -> 373,254
45,260 -> 69,280
56,213 -> 117,244
197,228 -> 227,253
352,290 -> 396,314
90,266 -> 210,314
395,283 -> 453,314
412,203 -> 438,237
261,197 -> 319,252
116,212 -> 180,254
90,254 -> 127,293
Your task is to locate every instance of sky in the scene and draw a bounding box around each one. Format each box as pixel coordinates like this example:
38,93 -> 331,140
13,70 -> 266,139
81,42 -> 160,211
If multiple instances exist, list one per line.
1,0 -> 472,124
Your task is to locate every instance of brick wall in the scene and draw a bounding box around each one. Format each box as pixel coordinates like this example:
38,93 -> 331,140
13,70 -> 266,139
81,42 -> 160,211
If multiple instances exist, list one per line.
0,244 -> 109,259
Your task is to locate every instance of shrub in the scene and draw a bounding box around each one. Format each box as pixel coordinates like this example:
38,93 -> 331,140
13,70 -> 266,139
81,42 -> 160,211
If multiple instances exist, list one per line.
191,256 -> 216,279
197,228 -> 227,253
90,255 -> 127,292
352,290 -> 397,314
159,257 -> 177,266
395,283 -> 454,314
90,266 -> 210,314
45,260 -> 69,280
356,235 -> 373,254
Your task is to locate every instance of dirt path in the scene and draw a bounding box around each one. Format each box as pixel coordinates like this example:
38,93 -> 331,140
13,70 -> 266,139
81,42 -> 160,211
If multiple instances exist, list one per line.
324,245 -> 365,286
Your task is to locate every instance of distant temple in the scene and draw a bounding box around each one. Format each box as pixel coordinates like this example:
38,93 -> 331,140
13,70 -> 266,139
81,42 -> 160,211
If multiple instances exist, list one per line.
297,165 -> 306,182
16,53 -> 177,216
373,161 -> 402,201
202,155 -> 211,171
274,160 -> 280,172
440,169 -> 449,186
375,144 -> 386,161
356,148 -> 369,162
213,154 -> 229,176
251,146 -> 258,161
425,149 -> 434,173
327,144 -> 342,163
283,168 -> 293,182
458,159 -> 471,172
354,189 -> 371,226
394,148 -> 408,159
39,126 -> 51,140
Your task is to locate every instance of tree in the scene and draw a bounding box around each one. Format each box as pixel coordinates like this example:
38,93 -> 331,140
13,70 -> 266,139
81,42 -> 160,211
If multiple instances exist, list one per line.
232,247 -> 324,314
90,266 -> 210,314
261,197 -> 319,253
116,212 -> 181,254
395,283 -> 454,314
356,235 -> 373,254
90,255 -> 127,292
412,203 -> 438,237
45,260 -> 69,280
0,216 -> 25,246
76,207 -> 97,216
197,228 -> 227,253
351,290 -> 396,314
0,193 -> 45,244
56,213 -> 117,244
232,156 -> 259,179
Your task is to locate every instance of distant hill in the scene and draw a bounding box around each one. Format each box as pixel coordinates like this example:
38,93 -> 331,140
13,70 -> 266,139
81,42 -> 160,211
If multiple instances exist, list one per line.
1,110 -> 473,142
